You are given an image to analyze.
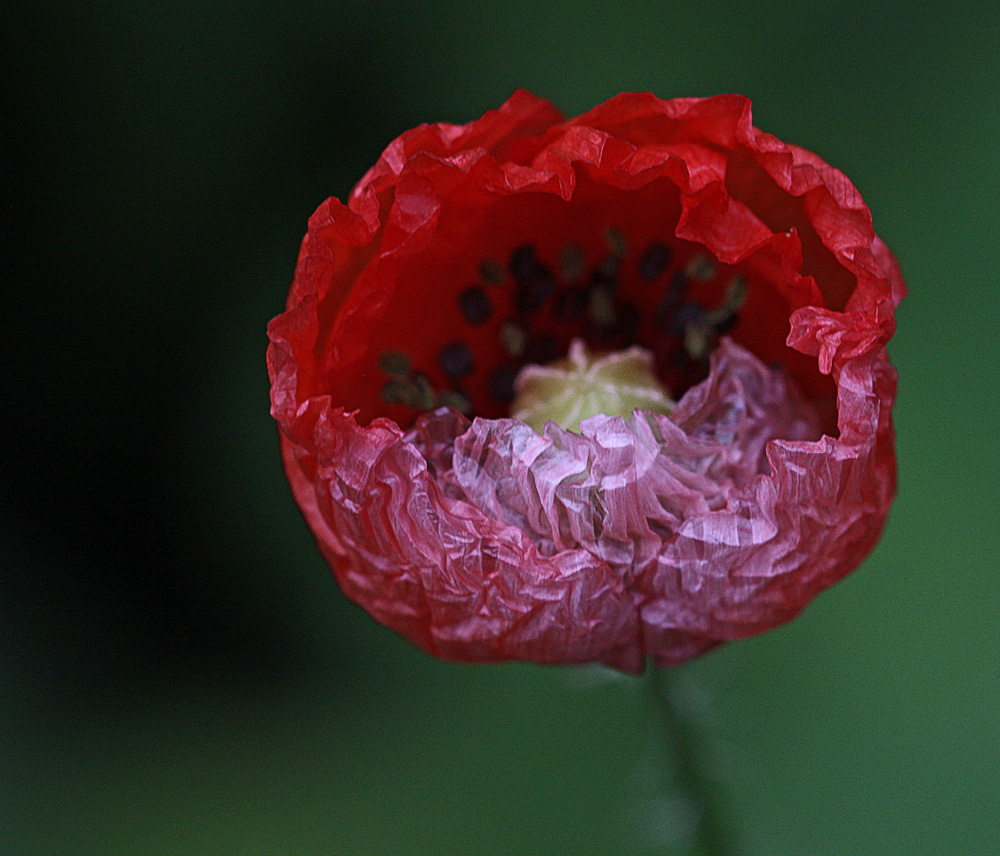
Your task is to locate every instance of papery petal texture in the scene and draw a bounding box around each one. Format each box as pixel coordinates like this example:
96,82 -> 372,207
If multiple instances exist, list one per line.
268,91 -> 903,672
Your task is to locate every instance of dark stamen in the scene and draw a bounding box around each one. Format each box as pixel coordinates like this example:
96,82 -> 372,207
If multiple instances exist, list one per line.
510,244 -> 554,314
458,286 -> 492,325
593,228 -> 627,280
378,351 -> 411,377
588,285 -> 617,328
638,242 -> 673,281
437,389 -> 472,415
684,325 -> 713,360
670,302 -> 707,334
666,270 -> 690,304
725,274 -> 747,308
499,321 -> 527,357
489,364 -> 519,403
595,255 -> 620,282
465,232 -> 738,419
439,341 -> 474,379
705,275 -> 747,333
410,373 -> 436,409
712,312 -> 740,334
380,378 -> 410,405
685,254 -> 717,281
380,374 -> 435,409
516,279 -> 553,316
510,245 -> 546,282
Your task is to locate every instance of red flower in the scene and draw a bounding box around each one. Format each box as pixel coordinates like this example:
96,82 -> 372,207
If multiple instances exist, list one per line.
267,91 -> 904,673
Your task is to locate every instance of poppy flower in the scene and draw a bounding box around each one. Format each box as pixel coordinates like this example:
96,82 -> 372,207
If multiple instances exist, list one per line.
267,91 -> 904,674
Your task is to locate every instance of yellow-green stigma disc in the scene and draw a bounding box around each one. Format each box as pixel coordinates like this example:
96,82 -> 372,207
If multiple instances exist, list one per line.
511,339 -> 674,433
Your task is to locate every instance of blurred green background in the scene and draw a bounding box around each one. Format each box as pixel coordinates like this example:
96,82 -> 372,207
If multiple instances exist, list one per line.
5,1 -> 998,854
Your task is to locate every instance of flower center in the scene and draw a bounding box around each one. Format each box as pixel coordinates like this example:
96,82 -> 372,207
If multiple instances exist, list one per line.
376,228 -> 750,426
511,339 -> 674,432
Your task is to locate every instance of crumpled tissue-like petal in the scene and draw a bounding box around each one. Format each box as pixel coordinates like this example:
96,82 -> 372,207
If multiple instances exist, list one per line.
268,90 -> 904,672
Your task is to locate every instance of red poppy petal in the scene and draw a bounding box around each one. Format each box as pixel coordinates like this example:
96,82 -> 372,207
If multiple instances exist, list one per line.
269,91 -> 903,670
353,89 -> 564,205
284,407 -> 643,671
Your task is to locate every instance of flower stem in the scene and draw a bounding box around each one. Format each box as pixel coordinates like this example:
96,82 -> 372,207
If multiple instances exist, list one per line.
643,664 -> 736,856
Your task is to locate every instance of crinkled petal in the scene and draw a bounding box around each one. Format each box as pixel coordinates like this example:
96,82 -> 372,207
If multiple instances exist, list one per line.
438,340 -> 822,664
269,91 -> 903,671
285,407 -> 643,671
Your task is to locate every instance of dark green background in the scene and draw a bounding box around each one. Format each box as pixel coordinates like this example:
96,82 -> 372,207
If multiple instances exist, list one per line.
5,2 -> 998,854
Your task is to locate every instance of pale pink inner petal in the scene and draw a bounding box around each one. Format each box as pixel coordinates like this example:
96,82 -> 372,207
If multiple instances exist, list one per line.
405,338 -> 821,577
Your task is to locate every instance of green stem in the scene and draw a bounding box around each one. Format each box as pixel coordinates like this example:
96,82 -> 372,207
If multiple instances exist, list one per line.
643,665 -> 735,856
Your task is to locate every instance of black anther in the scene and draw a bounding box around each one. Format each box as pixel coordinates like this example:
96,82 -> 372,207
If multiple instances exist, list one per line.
459,286 -> 492,325
510,244 -> 554,314
713,311 -> 740,334
665,271 -> 690,305
669,302 -> 707,334
489,365 -> 519,403
439,341 -> 474,379
638,242 -> 673,281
